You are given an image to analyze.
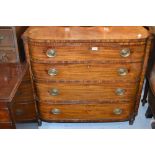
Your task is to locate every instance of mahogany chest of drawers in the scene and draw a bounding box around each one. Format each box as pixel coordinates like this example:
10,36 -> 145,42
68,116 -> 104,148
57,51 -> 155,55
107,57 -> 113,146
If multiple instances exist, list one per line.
23,26 -> 151,125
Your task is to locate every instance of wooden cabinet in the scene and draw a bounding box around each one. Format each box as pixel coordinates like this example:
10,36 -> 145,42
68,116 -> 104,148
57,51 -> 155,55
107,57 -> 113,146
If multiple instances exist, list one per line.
23,26 -> 151,125
0,26 -> 28,63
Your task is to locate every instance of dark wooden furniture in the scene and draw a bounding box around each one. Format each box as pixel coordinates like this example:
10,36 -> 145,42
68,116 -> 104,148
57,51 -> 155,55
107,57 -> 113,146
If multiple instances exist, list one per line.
0,26 -> 27,63
0,63 -> 29,128
23,26 -> 151,125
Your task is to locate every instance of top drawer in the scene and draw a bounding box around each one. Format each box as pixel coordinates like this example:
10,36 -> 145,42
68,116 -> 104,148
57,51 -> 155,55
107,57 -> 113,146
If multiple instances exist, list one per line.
0,29 -> 14,47
29,44 -> 146,63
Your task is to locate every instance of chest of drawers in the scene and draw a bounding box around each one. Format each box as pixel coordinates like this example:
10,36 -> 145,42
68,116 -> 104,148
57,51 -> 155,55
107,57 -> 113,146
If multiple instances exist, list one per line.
23,26 -> 151,125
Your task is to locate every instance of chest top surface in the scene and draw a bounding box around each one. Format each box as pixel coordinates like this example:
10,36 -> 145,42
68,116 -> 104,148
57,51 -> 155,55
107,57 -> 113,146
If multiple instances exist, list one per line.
25,26 -> 149,41
0,63 -> 27,102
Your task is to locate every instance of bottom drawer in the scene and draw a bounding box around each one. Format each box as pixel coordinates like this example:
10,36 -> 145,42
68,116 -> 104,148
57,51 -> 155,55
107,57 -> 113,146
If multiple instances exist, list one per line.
38,102 -> 133,122
0,109 -> 10,122
12,102 -> 37,122
0,122 -> 13,129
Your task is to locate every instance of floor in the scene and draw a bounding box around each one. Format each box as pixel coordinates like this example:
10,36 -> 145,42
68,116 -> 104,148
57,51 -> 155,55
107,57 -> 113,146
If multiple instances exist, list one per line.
16,82 -> 153,129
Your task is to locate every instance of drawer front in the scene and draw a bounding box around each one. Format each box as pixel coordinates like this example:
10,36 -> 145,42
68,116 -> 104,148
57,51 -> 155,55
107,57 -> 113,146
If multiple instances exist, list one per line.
38,102 -> 132,121
35,82 -> 138,102
14,81 -> 34,102
12,102 -> 37,122
0,29 -> 14,46
0,49 -> 18,63
30,45 -> 145,62
32,62 -> 142,82
0,109 -> 10,122
0,122 -> 13,129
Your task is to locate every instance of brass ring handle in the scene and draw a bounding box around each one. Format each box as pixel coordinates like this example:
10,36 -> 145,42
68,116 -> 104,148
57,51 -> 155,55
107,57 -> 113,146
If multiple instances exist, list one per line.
115,88 -> 125,96
49,88 -> 59,96
120,48 -> 130,57
46,49 -> 56,58
113,108 -> 122,115
118,68 -> 128,76
15,109 -> 24,115
48,68 -> 58,76
51,108 -> 61,115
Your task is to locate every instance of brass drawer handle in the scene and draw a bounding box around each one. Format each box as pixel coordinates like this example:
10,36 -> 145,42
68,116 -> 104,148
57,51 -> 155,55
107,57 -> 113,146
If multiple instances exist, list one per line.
46,49 -> 56,58
0,35 -> 4,40
48,68 -> 58,76
115,88 -> 125,96
90,47 -> 99,51
15,109 -> 24,115
51,108 -> 61,115
118,68 -> 128,76
49,88 -> 59,96
113,108 -> 122,115
120,48 -> 130,57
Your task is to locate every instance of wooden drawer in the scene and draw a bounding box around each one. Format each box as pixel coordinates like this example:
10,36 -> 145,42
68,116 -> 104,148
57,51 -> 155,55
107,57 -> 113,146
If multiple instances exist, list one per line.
14,81 -> 34,102
30,44 -> 145,62
0,108 -> 10,122
38,102 -> 132,122
12,102 -> 37,122
0,29 -> 14,47
0,48 -> 18,63
35,82 -> 138,102
31,62 -> 142,82
0,122 -> 13,129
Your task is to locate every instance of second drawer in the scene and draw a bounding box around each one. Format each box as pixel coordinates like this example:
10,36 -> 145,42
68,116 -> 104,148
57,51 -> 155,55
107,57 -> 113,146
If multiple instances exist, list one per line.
31,62 -> 142,82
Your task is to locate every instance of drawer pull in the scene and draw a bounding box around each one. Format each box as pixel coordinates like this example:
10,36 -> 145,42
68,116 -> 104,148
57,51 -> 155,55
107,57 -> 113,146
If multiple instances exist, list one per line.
90,47 -> 99,51
0,35 -> 4,40
46,49 -> 56,58
120,48 -> 130,57
48,68 -> 58,76
115,88 -> 125,96
49,88 -> 59,96
118,68 -> 128,76
51,108 -> 61,115
15,109 -> 24,115
113,108 -> 122,115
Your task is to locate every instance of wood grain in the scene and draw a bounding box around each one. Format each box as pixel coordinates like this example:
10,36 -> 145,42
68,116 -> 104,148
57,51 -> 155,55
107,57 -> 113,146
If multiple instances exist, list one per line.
31,62 -> 142,82
35,82 -> 138,102
30,44 -> 146,62
38,102 -> 133,122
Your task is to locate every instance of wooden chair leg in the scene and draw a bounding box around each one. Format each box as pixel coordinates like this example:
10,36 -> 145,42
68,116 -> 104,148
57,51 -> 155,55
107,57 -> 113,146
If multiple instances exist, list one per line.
141,78 -> 149,106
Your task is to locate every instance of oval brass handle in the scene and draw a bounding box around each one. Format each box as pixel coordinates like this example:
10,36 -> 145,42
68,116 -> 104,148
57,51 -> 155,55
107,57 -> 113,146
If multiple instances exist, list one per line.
115,88 -> 125,96
113,108 -> 122,115
48,68 -> 58,76
118,68 -> 128,76
0,35 -> 4,40
46,49 -> 56,58
51,108 -> 61,115
120,48 -> 130,57
49,88 -> 59,96
15,109 -> 24,115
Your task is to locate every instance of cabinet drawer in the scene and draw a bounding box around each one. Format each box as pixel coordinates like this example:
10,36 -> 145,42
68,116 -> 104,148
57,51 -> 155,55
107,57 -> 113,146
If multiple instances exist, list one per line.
0,109 -> 10,122
0,29 -> 14,46
38,102 -> 132,122
0,49 -> 18,63
35,82 -> 138,102
14,81 -> 34,102
12,102 -> 37,122
32,62 -> 142,82
0,122 -> 13,129
30,44 -> 145,62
